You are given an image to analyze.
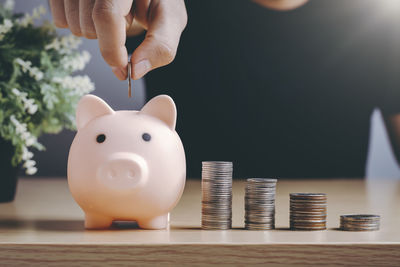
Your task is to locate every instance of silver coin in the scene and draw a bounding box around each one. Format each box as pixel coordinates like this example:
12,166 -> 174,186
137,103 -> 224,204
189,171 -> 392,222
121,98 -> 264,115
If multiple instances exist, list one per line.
247,178 -> 277,183
201,161 -> 233,230
340,214 -> 380,221
289,192 -> 327,231
290,193 -> 327,197
244,178 -> 277,230
339,214 -> 380,231
245,218 -> 275,223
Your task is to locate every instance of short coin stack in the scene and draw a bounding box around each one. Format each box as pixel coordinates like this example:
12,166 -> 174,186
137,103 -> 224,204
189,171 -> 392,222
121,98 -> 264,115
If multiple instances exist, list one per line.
201,161 -> 233,230
290,193 -> 327,231
340,214 -> 380,231
245,178 -> 277,230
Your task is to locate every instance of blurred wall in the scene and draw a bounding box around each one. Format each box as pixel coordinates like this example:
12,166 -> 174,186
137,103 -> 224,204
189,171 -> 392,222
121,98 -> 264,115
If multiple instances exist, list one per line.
13,0 -> 400,179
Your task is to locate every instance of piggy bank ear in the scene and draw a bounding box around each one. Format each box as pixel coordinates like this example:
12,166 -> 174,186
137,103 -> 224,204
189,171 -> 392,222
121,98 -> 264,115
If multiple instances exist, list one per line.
76,94 -> 114,130
140,95 -> 177,130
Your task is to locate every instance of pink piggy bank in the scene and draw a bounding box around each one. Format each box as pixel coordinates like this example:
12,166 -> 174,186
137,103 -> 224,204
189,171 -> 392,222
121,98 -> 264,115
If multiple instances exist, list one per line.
67,94 -> 186,229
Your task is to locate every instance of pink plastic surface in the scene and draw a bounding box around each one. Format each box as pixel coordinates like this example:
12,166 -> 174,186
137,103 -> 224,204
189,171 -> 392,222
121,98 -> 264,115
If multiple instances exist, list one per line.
67,94 -> 186,229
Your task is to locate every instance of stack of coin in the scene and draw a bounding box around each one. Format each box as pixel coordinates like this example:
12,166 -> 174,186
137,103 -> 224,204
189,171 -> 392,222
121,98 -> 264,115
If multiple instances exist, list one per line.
244,178 -> 277,230
340,214 -> 380,231
201,161 -> 233,230
290,193 -> 327,231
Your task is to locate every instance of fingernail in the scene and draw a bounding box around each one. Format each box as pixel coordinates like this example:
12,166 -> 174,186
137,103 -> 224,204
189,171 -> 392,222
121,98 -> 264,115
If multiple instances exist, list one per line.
133,60 -> 151,79
111,66 -> 127,80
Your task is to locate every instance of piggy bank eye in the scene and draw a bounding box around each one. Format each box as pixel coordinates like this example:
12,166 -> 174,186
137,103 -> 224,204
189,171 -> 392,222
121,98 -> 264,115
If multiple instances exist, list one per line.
96,134 -> 106,143
142,133 -> 151,142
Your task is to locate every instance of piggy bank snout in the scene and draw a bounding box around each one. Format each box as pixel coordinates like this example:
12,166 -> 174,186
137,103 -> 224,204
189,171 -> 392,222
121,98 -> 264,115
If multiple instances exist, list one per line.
97,153 -> 148,190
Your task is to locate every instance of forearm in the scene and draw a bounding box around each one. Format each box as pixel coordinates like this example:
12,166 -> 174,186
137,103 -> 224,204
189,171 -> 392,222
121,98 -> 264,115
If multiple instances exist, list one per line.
383,113 -> 400,165
252,0 -> 309,11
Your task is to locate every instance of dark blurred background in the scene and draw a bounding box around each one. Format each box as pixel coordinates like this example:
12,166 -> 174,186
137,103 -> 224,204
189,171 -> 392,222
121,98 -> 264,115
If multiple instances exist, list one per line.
16,0 -> 400,179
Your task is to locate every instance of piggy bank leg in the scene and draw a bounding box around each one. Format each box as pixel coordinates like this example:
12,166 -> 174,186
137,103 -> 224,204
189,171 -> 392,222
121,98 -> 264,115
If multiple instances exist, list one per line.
137,214 -> 169,229
84,213 -> 113,229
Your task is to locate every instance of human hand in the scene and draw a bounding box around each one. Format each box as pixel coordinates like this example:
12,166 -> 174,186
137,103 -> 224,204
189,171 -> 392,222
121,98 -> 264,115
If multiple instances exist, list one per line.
252,0 -> 308,11
49,0 -> 187,80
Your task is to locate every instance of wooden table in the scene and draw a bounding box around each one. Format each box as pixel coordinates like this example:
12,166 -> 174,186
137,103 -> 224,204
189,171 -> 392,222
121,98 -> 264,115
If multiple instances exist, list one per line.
0,178 -> 399,266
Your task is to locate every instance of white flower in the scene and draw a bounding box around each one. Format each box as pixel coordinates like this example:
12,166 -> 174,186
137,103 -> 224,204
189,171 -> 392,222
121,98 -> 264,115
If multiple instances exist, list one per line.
0,19 -> 13,41
52,75 -> 95,95
32,6 -> 46,20
10,115 -> 27,134
21,146 -> 33,161
15,58 -> 44,81
40,83 -> 59,109
51,77 -> 63,84
18,5 -> 46,27
21,146 -> 37,176
15,58 -> 32,72
35,71 -> 43,81
18,136 -> 38,176
23,159 -> 35,169
3,19 -> 12,29
11,88 -> 39,115
82,50 -> 91,62
29,105 -> 38,114
62,34 -> 81,50
21,132 -> 30,140
4,0 -> 15,11
61,50 -> 91,71
9,115 -> 37,147
18,15 -> 32,27
25,137 -> 35,147
45,38 -> 61,50
26,167 -> 37,175
25,99 -> 38,115
47,34 -> 83,55
31,67 -> 44,81
12,88 -> 21,96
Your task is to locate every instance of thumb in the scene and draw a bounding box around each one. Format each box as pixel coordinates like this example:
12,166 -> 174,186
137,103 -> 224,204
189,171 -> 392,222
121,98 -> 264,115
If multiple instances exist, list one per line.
130,0 -> 187,80
131,35 -> 176,80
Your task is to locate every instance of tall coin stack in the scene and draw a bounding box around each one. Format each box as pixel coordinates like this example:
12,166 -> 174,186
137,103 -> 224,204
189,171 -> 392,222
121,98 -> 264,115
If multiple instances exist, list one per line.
245,178 -> 277,230
340,214 -> 380,231
290,193 -> 327,231
201,161 -> 233,230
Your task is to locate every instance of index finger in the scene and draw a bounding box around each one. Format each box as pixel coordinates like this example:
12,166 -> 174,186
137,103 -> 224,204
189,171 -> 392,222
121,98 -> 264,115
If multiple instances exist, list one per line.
92,0 -> 133,75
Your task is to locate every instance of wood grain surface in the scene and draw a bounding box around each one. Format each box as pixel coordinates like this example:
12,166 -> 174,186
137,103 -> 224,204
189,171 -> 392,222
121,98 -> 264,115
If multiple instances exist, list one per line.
1,244 -> 400,266
0,178 -> 399,266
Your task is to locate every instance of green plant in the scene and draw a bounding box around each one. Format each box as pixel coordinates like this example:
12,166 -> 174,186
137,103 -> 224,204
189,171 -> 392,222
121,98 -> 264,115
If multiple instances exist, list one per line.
0,0 -> 94,175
